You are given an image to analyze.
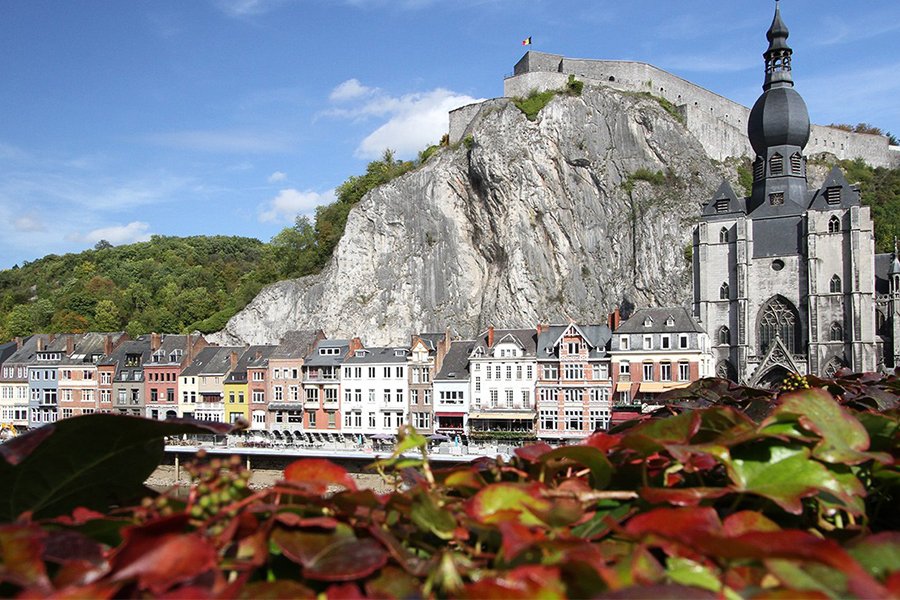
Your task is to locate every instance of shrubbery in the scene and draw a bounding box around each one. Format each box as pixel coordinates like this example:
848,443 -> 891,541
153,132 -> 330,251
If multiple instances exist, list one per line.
0,372 -> 897,597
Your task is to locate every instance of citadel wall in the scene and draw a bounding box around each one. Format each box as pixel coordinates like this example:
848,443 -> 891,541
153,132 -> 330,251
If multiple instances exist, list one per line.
449,51 -> 899,169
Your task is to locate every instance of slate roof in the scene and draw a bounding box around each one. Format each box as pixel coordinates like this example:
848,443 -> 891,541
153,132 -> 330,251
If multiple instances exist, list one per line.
99,337 -> 153,380
344,347 -> 410,365
536,323 -> 612,359
303,339 -> 352,367
472,328 -> 537,356
246,345 -> 278,369
435,340 -> 476,381
412,332 -> 447,353
226,346 -> 277,383
270,330 -> 324,360
2,336 -> 36,368
61,332 -> 126,365
0,340 -> 20,367
875,253 -> 894,295
181,346 -> 243,377
614,307 -> 705,334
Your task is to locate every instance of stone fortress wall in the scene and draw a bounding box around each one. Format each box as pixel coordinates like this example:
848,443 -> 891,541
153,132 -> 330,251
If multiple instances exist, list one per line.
450,51 -> 900,169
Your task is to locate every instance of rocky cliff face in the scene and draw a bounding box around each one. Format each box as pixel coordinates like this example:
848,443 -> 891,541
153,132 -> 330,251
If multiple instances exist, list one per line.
212,85 -> 731,346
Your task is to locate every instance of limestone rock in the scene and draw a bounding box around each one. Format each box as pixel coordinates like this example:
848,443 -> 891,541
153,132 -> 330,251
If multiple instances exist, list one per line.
211,84 -> 726,346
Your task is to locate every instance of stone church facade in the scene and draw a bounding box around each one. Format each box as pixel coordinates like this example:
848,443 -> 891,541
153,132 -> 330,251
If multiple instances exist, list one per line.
692,2 -> 898,386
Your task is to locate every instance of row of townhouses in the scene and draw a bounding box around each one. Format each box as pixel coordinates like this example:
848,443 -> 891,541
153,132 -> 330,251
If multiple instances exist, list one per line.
0,307 -> 713,440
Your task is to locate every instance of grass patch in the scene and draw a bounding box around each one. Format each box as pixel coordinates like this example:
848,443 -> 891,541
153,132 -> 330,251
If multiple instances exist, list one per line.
622,168 -> 668,193
512,75 -> 584,121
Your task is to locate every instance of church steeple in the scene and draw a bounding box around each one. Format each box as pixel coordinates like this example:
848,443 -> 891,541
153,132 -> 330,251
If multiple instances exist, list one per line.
746,1 -> 811,215
763,0 -> 793,90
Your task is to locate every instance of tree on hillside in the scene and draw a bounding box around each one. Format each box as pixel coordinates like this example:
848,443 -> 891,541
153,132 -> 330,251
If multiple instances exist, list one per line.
92,299 -> 121,331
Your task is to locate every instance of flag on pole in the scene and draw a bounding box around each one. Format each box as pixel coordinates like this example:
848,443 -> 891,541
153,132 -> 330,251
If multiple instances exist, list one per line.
522,36 -> 532,46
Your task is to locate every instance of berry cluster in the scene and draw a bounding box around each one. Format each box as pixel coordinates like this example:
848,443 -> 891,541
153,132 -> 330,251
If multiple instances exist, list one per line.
185,452 -> 252,523
781,371 -> 810,391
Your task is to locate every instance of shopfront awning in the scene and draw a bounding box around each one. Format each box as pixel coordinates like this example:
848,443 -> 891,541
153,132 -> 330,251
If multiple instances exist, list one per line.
436,412 -> 465,417
638,382 -> 689,393
615,382 -> 633,392
469,412 -> 534,420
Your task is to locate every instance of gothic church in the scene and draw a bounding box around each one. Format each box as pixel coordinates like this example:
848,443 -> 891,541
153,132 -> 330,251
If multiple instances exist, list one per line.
692,2 -> 899,386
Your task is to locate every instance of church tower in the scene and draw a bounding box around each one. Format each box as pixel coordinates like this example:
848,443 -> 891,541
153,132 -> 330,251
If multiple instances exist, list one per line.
693,1 -> 879,385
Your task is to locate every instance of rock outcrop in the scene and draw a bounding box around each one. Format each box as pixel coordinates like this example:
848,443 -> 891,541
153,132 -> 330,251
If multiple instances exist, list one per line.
212,84 -> 731,346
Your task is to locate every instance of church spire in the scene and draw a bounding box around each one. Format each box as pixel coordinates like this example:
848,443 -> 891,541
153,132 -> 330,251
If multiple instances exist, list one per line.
763,1 -> 793,90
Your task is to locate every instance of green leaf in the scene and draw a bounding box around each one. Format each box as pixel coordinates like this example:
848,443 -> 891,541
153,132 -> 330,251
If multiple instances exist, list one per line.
727,442 -> 864,515
666,557 -> 741,600
848,533 -> 900,581
538,445 -> 613,489
411,493 -> 457,540
466,483 -> 551,526
0,414 -> 231,521
766,388 -> 890,465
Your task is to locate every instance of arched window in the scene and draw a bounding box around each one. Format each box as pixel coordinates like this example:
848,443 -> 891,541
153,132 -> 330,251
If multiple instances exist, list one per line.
877,309 -> 888,336
758,296 -> 799,354
718,326 -> 731,345
830,322 -> 843,342
823,357 -> 844,378
830,275 -> 842,293
719,227 -> 729,243
720,282 -> 730,300
769,153 -> 783,176
828,215 -> 840,234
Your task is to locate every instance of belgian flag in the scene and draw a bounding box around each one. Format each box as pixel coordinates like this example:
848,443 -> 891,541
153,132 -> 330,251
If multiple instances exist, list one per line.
522,36 -> 532,46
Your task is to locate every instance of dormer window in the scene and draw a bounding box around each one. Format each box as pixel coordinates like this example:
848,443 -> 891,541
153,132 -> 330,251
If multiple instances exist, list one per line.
665,316 -> 675,327
319,347 -> 340,356
825,187 -> 841,205
152,351 -> 165,363
643,317 -> 653,327
769,153 -> 783,176
354,350 -> 366,358
169,349 -> 183,362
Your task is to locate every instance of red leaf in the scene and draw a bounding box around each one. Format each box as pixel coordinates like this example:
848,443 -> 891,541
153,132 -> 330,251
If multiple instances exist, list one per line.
461,565 -> 566,599
722,511 -> 781,536
497,521 -> 544,560
0,425 -> 55,466
271,527 -> 353,567
324,582 -> 365,599
0,523 -> 50,590
237,580 -> 316,599
283,459 -> 357,494
583,431 -> 624,453
514,442 -> 553,462
108,528 -> 217,595
624,506 -> 722,543
274,513 -> 339,529
365,565 -> 423,599
43,529 -> 104,565
303,537 -> 388,582
638,487 -> 729,507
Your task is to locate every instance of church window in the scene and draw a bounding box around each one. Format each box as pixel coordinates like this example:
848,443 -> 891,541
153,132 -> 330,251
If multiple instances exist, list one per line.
769,192 -> 784,206
829,275 -> 842,293
718,326 -> 731,345
823,357 -> 843,378
771,259 -> 784,271
828,215 -> 840,234
769,153 -> 783,176
719,227 -> 729,243
758,296 -> 799,355
830,322 -> 843,342
714,199 -> 729,214
719,282 -> 729,300
790,152 -> 802,174
825,187 -> 841,205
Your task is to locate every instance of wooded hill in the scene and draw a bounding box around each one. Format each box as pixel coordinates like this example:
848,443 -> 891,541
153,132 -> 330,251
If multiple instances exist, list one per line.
0,156 -> 897,341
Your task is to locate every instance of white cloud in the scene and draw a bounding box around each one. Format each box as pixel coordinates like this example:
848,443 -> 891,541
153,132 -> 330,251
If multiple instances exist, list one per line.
259,188 -> 335,223
325,82 -> 481,159
354,89 -> 481,159
70,221 -> 153,246
268,171 -> 287,182
214,0 -> 289,17
144,129 -> 291,153
330,79 -> 376,102
13,215 -> 45,233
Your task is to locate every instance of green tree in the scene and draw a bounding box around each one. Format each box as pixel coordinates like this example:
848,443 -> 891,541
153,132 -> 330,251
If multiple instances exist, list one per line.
92,299 -> 121,331
50,309 -> 89,333
5,305 -> 36,337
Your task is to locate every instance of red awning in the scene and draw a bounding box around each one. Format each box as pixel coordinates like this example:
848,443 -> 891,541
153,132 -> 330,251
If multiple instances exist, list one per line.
436,412 -> 465,417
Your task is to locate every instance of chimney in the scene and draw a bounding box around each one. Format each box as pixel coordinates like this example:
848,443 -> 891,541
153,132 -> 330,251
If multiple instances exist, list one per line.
48,334 -> 56,344
536,323 -> 542,335
230,351 -> 238,370
65,336 -> 74,355
608,307 -> 621,331
185,334 -> 194,365
104,334 -> 113,356
349,337 -> 364,355
255,350 -> 262,360
487,325 -> 495,348
15,337 -> 22,350
151,333 -> 162,352
37,337 -> 44,352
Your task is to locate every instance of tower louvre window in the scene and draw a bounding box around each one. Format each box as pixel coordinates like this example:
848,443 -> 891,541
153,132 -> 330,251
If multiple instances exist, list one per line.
830,322 -> 843,342
790,153 -> 802,173
753,158 -> 764,181
769,153 -> 783,176
825,187 -> 841,205
714,199 -> 729,213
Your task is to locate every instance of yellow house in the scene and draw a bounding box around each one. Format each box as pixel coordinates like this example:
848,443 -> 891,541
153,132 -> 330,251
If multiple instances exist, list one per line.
223,346 -> 276,425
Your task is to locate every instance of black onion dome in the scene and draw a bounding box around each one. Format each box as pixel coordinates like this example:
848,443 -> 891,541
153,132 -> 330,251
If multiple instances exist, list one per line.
748,85 -> 810,155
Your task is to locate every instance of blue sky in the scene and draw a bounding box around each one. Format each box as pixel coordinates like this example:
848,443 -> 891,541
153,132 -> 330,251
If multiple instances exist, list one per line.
1,0 -> 898,269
